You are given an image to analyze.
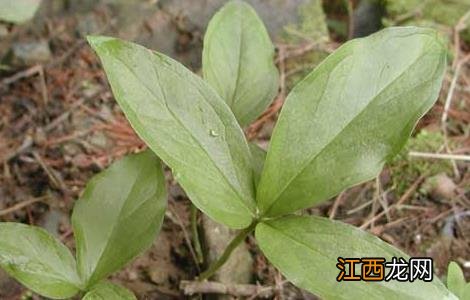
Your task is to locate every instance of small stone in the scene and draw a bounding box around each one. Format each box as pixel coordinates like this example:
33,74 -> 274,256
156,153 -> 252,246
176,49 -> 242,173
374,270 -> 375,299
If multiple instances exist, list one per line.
0,24 -> 8,38
63,142 -> 82,157
82,81 -> 102,98
422,173 -> 457,201
12,40 -> 51,65
40,209 -> 68,238
88,131 -> 110,149
34,127 -> 47,145
128,270 -> 139,281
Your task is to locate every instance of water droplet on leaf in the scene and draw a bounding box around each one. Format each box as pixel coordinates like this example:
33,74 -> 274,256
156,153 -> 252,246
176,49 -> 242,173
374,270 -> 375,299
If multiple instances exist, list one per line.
209,129 -> 219,137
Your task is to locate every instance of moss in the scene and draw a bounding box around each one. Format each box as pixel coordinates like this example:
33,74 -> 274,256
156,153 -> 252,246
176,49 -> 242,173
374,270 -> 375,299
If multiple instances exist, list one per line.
278,0 -> 330,93
385,0 -> 470,43
388,130 -> 453,195
282,0 -> 329,43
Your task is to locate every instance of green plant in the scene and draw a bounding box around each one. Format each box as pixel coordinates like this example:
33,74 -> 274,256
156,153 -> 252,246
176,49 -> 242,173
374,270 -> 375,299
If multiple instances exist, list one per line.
447,262 -> 470,300
86,1 -> 458,298
0,151 -> 167,299
385,0 -> 470,43
85,1 -> 459,298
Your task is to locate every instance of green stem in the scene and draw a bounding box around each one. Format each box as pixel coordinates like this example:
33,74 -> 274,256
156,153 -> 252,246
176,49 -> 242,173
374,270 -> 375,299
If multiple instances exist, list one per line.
190,204 -> 204,265
198,221 -> 257,281
344,0 -> 354,40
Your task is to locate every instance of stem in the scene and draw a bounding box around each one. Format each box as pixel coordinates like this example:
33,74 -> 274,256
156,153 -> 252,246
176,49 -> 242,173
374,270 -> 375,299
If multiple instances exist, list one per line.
344,0 -> 354,40
198,221 -> 257,281
190,204 -> 204,265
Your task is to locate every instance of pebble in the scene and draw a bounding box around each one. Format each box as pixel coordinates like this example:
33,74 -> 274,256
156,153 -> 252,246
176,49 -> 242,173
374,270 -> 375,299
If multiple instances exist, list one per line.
12,40 -> 51,65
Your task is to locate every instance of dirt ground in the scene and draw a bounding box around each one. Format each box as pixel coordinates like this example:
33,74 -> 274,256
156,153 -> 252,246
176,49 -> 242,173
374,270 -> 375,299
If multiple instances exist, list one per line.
0,0 -> 469,299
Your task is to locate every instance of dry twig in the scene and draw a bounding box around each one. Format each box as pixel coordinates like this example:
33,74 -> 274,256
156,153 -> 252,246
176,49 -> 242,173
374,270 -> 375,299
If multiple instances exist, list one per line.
409,151 -> 470,162
360,175 -> 427,229
180,280 -> 278,298
0,196 -> 48,217
165,204 -> 201,273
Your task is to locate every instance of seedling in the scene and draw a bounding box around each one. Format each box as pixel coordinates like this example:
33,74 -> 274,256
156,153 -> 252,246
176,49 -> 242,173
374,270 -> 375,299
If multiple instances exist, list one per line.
85,1 -> 459,298
85,2 -> 461,298
0,1 -> 461,299
0,151 -> 167,299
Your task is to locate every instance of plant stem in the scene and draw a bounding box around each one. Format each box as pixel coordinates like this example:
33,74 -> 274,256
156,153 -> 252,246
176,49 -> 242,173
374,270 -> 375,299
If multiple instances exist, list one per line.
344,0 -> 354,40
198,221 -> 257,281
190,204 -> 204,265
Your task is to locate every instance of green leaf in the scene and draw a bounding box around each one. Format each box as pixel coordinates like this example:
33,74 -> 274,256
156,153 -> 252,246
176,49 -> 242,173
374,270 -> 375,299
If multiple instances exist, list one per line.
249,142 -> 266,188
0,223 -> 80,299
0,0 -> 41,24
447,262 -> 466,298
88,36 -> 256,229
202,0 -> 278,126
257,27 -> 446,217
82,282 -> 137,300
72,150 -> 167,287
256,215 -> 456,300
462,284 -> 470,300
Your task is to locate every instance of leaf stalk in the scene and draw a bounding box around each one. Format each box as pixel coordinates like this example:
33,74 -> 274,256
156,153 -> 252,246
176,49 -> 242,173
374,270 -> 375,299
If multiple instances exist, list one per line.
198,221 -> 257,281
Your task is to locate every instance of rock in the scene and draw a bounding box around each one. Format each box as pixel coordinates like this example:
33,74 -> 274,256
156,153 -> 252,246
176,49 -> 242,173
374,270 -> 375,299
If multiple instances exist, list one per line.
88,131 -> 110,149
104,0 -> 328,68
134,230 -> 186,289
63,142 -> 82,157
0,24 -> 8,38
201,214 -> 253,299
352,0 -> 385,38
159,0 -> 327,41
421,173 -> 457,201
12,40 -> 51,65
40,209 -> 69,238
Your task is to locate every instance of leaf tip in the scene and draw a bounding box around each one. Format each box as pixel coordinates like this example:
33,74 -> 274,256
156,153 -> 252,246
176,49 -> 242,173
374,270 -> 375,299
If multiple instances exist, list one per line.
86,35 -> 114,51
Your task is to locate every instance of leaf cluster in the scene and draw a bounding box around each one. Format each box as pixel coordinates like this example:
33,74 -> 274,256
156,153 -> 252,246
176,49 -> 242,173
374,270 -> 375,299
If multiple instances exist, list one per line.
0,151 -> 167,299
87,1 -> 453,298
0,1 -> 460,299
